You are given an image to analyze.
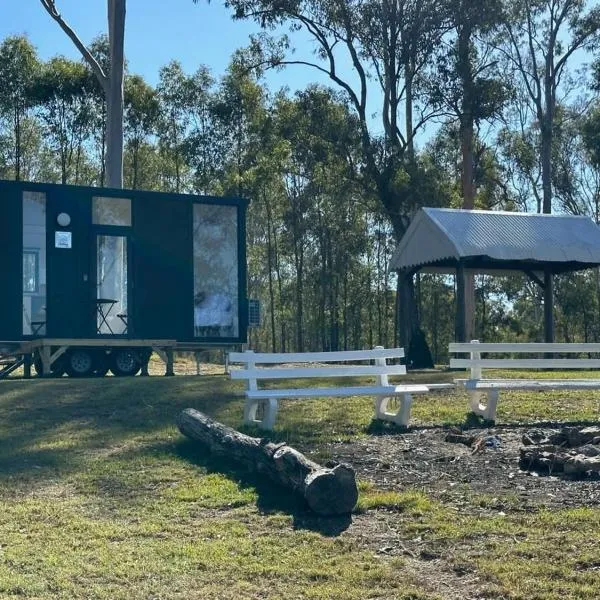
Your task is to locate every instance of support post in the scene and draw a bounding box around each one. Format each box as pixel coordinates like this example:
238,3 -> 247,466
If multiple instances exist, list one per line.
165,348 -> 174,376
544,267 -> 554,343
464,270 -> 476,342
23,353 -> 32,379
455,263 -> 466,342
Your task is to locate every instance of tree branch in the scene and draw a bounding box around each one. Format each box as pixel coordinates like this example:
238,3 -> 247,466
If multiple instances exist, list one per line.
39,0 -> 108,92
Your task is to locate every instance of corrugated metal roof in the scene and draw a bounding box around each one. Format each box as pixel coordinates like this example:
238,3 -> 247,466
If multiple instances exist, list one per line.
390,208 -> 600,272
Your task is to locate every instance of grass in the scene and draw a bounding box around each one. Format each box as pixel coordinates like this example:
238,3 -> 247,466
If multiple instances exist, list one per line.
0,366 -> 600,598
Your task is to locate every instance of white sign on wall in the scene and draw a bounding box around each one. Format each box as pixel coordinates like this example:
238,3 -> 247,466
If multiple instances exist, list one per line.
55,231 -> 72,249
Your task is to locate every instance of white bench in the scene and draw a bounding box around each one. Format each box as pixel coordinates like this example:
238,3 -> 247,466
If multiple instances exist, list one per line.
450,341 -> 600,421
228,347 -> 434,430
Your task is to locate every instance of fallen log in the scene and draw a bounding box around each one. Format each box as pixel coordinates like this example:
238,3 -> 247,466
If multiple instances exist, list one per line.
176,408 -> 358,516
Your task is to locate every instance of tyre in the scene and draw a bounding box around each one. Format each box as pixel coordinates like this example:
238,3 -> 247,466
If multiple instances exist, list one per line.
109,348 -> 141,377
65,349 -> 96,377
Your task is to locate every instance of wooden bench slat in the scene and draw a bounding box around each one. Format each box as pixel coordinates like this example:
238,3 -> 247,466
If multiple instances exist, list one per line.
450,342 -> 600,353
247,384 -> 429,399
228,348 -> 405,364
231,365 -> 407,380
450,358 -> 600,369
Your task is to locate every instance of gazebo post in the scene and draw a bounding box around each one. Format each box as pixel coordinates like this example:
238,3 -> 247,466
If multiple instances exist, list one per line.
396,268 -> 419,349
455,262 -> 466,342
544,266 -> 554,343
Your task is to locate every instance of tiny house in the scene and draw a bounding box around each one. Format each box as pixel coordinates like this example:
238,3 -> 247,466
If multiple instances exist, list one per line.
0,180 -> 249,377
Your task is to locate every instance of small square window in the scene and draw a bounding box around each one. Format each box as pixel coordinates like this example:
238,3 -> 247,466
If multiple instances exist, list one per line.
92,196 -> 131,226
23,251 -> 39,293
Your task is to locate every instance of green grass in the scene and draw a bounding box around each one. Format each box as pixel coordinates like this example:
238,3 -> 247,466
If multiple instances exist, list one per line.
0,370 -> 600,598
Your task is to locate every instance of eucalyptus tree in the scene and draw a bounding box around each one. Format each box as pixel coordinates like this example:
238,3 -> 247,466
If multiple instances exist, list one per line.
39,0 -> 126,188
212,60 -> 266,197
0,36 -> 41,181
209,0 -> 446,237
497,0 -> 600,215
124,75 -> 159,189
156,61 -> 193,193
181,66 -> 223,195
33,56 -> 97,184
205,0 -> 449,347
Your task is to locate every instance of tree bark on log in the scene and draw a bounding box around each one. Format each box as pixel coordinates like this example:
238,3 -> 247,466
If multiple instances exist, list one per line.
176,408 -> 359,516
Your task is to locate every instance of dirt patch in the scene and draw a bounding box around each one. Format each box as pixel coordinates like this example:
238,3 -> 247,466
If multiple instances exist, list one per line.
313,425 -> 600,599
329,425 -> 600,511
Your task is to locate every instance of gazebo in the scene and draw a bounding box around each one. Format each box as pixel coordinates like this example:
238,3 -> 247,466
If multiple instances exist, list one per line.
390,208 -> 600,343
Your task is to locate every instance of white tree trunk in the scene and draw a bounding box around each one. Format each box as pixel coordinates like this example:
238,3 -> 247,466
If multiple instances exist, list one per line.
106,0 -> 125,188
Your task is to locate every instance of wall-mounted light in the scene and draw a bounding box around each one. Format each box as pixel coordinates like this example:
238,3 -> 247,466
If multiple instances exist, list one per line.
57,212 -> 71,227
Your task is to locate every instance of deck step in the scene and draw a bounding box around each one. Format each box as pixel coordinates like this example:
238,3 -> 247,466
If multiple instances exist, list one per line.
0,357 -> 25,379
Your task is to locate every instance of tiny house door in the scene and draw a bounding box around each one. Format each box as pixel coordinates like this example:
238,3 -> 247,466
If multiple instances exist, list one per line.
94,234 -> 130,335
91,195 -> 133,336
45,189 -> 90,338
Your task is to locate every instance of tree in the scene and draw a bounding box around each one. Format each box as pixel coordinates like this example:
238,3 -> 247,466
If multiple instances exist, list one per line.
39,0 -> 126,188
124,74 -> 159,189
498,0 -> 600,215
33,57 -> 97,184
206,0 -> 448,347
427,0 -> 508,341
0,36 -> 40,181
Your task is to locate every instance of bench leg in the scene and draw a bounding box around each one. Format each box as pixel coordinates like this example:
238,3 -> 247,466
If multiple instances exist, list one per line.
468,390 -> 499,421
244,398 -> 279,430
374,394 -> 413,427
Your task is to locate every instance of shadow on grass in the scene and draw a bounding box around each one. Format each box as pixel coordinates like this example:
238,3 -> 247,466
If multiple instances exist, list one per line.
0,375 -> 245,484
175,438 -> 353,537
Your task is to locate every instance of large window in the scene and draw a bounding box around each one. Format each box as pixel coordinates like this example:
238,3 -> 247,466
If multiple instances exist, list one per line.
23,192 -> 47,335
193,204 -> 239,338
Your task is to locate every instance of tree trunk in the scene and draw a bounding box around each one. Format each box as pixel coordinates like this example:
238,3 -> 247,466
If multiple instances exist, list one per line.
458,22 -> 476,343
177,408 -> 359,516
106,0 -> 125,188
540,123 -> 552,214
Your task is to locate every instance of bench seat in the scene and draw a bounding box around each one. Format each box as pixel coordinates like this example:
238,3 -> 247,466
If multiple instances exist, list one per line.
458,379 -> 600,392
450,341 -> 600,421
228,346 -> 442,429
247,384 -> 429,399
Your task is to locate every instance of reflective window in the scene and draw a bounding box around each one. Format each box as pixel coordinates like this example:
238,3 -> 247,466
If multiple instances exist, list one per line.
96,235 -> 128,335
23,192 -> 47,335
92,196 -> 131,226
193,204 -> 239,338
23,251 -> 39,293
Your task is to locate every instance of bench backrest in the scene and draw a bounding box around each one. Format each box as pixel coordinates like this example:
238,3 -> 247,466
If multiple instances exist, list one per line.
228,347 -> 406,390
450,341 -> 600,378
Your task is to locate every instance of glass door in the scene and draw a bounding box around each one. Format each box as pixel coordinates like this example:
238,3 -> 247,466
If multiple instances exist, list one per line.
96,235 -> 128,335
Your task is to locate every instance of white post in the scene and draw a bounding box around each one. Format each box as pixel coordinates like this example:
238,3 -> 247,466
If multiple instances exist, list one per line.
374,345 -> 388,387
470,339 -> 482,380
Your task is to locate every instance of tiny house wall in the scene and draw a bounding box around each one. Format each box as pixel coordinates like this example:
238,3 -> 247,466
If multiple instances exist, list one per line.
0,180 -> 249,344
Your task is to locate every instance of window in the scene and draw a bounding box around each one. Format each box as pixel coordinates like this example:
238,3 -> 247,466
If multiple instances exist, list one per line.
23,250 -> 39,293
92,196 -> 131,226
22,191 -> 47,335
193,204 -> 239,338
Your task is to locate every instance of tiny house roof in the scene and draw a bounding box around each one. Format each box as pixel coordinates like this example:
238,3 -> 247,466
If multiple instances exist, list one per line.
389,207 -> 600,274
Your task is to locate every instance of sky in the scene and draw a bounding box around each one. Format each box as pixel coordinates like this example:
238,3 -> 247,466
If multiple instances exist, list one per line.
3,1 -> 332,93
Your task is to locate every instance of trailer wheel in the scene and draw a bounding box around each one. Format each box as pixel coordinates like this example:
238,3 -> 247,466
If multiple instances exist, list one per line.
110,348 -> 141,377
65,349 -> 95,377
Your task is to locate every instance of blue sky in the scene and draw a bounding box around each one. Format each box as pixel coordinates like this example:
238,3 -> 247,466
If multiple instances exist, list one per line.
4,1 -> 331,91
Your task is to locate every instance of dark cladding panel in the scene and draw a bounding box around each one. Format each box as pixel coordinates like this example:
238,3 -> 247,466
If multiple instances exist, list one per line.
0,184 -> 22,340
133,196 -> 192,340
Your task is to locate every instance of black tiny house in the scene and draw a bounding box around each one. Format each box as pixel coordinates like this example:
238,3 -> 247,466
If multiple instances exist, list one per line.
0,179 -> 249,375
